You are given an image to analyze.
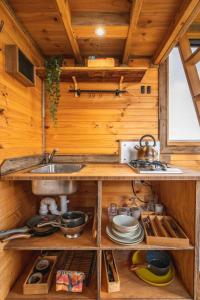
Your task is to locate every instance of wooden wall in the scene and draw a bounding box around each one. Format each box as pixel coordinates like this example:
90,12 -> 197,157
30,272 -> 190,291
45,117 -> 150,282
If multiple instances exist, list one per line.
0,3 -> 43,300
0,2 -> 43,163
45,68 -> 158,154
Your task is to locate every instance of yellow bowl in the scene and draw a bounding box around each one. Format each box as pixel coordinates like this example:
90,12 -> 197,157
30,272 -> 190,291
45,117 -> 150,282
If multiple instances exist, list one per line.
132,251 -> 175,287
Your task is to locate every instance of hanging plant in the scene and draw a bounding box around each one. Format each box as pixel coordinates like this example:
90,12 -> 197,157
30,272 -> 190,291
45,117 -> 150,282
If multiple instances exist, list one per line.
45,56 -> 63,123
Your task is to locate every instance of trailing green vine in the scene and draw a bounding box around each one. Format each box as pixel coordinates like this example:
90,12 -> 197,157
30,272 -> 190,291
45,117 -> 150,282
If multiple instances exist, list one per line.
45,56 -> 63,123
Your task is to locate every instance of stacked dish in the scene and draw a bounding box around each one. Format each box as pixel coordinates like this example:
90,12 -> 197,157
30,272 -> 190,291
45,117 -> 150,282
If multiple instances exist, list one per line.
106,215 -> 144,245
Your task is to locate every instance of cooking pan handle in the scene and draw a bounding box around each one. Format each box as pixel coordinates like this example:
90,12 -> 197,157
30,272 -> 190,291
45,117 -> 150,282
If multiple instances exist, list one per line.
1,233 -> 32,242
139,134 -> 156,147
37,221 -> 61,228
0,226 -> 29,239
130,263 -> 148,271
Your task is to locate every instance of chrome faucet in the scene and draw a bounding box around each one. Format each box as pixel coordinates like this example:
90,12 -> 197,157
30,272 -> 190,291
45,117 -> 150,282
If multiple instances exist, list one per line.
43,149 -> 58,164
48,149 -> 58,163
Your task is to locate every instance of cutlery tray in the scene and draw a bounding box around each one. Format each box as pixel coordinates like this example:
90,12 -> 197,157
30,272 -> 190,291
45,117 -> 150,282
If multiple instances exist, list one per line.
102,250 -> 120,293
23,255 -> 57,295
141,215 -> 189,247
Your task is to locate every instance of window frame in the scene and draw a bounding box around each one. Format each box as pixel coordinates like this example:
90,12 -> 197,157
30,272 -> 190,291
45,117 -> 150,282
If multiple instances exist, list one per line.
159,59 -> 200,154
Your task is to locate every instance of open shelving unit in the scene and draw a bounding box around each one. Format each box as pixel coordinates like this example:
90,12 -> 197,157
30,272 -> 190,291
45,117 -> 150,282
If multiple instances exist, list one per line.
5,179 -> 199,300
36,67 -> 147,82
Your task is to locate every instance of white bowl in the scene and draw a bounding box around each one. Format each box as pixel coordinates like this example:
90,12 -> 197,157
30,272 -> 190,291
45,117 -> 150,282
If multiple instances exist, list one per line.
112,215 -> 139,233
111,225 -> 141,239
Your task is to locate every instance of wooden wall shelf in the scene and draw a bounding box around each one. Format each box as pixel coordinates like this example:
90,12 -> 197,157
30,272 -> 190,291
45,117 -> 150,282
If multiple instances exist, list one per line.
36,67 -> 147,82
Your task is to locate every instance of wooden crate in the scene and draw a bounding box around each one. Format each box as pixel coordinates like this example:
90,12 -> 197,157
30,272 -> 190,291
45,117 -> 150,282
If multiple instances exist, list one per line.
23,256 -> 57,295
87,58 -> 115,67
141,215 -> 189,247
102,251 -> 120,293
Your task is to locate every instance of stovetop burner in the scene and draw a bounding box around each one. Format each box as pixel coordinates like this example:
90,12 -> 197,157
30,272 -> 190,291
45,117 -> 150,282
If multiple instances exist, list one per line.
129,159 -> 168,171
128,159 -> 182,174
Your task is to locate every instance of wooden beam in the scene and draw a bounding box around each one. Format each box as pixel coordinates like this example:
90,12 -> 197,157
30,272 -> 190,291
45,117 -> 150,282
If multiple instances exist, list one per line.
55,0 -> 82,64
122,0 -> 143,65
187,23 -> 200,39
73,25 -> 128,39
179,35 -> 200,124
186,47 -> 200,65
153,0 -> 200,65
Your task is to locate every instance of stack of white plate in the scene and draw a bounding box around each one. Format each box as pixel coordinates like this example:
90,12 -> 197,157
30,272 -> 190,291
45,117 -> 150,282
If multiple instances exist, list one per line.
106,215 -> 144,245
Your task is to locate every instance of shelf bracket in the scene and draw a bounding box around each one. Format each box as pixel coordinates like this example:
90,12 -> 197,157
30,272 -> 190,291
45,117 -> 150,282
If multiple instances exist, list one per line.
72,76 -> 79,97
119,76 -> 124,97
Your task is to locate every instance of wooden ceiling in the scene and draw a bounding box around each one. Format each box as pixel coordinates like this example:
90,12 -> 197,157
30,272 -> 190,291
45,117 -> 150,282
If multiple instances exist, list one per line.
6,0 -> 200,64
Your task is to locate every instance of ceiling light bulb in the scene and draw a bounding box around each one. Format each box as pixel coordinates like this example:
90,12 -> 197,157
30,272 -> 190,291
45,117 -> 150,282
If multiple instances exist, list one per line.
95,27 -> 105,37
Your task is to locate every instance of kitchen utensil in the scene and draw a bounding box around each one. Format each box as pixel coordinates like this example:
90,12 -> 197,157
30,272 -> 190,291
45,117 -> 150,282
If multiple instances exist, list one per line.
35,259 -> 51,274
134,135 -> 158,161
131,251 -> 175,286
131,251 -> 171,276
51,214 -> 89,238
142,216 -> 154,236
61,211 -> 85,228
112,215 -> 138,233
0,215 -> 59,242
28,272 -> 43,284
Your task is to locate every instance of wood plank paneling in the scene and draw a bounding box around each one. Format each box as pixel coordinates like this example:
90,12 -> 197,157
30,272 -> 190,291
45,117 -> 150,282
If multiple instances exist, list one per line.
0,3 -> 43,163
45,68 -> 158,154
0,3 -> 43,300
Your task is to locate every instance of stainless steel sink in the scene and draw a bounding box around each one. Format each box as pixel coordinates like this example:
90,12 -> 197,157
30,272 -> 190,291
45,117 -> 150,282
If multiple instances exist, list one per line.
30,164 -> 84,195
30,163 -> 85,174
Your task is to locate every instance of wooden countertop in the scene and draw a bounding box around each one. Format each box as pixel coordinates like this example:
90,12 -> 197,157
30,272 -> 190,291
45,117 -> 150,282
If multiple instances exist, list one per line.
2,163 -> 200,181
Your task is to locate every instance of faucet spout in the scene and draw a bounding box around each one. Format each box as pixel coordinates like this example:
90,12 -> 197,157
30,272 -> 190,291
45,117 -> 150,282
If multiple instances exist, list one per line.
47,149 -> 58,163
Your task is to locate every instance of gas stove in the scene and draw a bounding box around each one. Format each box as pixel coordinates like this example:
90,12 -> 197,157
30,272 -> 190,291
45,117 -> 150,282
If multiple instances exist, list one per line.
128,159 -> 182,174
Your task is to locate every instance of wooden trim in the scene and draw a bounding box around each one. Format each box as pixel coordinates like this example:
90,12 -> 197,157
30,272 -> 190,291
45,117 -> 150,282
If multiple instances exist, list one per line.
159,60 -> 200,154
186,47 -> 200,65
122,0 -> 143,64
179,35 -> 200,123
153,0 -> 200,65
55,0 -> 82,64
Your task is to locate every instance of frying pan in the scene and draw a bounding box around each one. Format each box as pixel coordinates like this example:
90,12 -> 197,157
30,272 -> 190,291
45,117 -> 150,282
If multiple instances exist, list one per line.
0,215 -> 59,242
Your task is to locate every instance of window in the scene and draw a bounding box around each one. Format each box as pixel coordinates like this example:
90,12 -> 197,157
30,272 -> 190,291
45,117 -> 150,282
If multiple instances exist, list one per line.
159,41 -> 200,154
168,47 -> 200,141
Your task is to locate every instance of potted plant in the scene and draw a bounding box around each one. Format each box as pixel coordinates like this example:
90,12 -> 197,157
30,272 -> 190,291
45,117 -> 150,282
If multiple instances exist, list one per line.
45,56 -> 63,123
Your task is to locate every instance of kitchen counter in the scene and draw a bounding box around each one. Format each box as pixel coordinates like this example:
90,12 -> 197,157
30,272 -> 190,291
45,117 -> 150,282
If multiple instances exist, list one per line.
2,163 -> 200,180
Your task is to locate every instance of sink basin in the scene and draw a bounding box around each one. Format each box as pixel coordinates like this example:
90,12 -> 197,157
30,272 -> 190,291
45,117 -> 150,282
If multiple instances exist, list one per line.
30,163 -> 85,174
30,164 -> 84,195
